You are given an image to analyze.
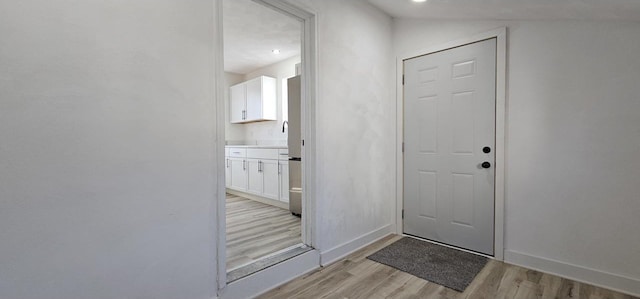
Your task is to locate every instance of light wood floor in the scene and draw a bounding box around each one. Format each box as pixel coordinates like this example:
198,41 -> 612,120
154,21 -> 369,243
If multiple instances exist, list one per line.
226,193 -> 301,270
259,234 -> 638,299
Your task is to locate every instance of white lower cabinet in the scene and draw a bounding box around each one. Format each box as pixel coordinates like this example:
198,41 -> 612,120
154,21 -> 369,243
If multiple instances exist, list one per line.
247,158 -> 279,200
247,159 -> 262,195
225,146 -> 289,205
262,160 -> 280,200
229,158 -> 247,191
225,158 -> 231,188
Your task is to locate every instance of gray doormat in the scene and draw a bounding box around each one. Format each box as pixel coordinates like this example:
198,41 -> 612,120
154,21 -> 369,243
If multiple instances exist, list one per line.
367,237 -> 488,292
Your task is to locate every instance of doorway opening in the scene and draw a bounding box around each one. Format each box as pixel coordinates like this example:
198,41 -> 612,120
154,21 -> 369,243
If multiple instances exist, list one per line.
215,0 -> 318,288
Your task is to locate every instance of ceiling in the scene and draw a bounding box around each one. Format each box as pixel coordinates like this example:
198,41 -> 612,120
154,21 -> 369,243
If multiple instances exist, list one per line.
223,0 -> 301,75
367,0 -> 640,20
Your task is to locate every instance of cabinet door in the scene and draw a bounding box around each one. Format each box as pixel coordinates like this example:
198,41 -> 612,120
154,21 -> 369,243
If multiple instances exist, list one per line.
279,161 -> 289,203
245,77 -> 263,121
225,158 -> 231,188
247,159 -> 263,195
230,158 -> 247,191
262,160 -> 279,200
230,83 -> 246,123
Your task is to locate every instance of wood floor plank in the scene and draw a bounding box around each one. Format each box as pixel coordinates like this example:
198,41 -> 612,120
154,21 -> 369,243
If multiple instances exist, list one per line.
386,276 -> 430,299
359,269 -> 415,299
225,193 -> 301,270
258,234 -> 638,299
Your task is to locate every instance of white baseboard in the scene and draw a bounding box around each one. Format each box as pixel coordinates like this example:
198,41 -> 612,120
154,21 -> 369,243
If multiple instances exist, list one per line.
319,224 -> 393,266
226,189 -> 288,210
220,249 -> 320,299
505,250 -> 640,297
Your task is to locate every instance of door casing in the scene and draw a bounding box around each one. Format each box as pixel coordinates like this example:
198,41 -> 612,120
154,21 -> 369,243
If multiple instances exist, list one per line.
395,27 -> 507,260
213,0 -> 319,294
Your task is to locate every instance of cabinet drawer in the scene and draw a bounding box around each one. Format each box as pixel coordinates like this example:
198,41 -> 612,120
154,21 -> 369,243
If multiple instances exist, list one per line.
227,147 -> 246,158
246,148 -> 279,160
278,149 -> 289,160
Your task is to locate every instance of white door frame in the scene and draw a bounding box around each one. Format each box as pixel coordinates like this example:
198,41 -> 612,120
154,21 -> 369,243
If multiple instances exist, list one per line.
395,27 -> 507,260
213,0 -> 318,291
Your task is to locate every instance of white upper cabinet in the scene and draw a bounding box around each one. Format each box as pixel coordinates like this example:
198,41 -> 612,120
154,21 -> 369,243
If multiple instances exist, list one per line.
229,76 -> 277,124
230,84 -> 246,123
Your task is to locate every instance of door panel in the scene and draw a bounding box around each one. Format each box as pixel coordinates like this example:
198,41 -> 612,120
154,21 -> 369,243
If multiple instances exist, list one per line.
230,158 -> 247,191
247,159 -> 263,195
245,77 -> 263,121
225,158 -> 231,188
262,160 -> 279,200
230,83 -> 245,123
404,38 -> 496,255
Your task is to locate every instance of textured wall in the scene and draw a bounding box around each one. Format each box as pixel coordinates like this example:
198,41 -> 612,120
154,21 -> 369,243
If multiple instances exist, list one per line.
290,0 -> 396,252
394,19 -> 640,294
0,1 -> 217,298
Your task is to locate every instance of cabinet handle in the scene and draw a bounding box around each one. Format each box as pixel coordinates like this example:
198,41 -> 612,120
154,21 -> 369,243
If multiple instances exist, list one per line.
226,159 -> 229,168
259,161 -> 263,172
243,160 -> 246,170
242,110 -> 246,120
278,163 -> 281,174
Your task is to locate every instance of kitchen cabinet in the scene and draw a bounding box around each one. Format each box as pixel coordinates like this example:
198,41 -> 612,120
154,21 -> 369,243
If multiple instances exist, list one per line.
263,160 -> 280,200
225,148 -> 231,187
248,159 -> 279,200
229,76 -> 277,124
225,157 -> 231,188
225,146 -> 289,205
229,157 -> 247,191
230,84 -> 246,123
247,159 -> 263,195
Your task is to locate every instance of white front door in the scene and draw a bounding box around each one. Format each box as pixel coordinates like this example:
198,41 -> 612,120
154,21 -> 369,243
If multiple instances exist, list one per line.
403,38 -> 497,255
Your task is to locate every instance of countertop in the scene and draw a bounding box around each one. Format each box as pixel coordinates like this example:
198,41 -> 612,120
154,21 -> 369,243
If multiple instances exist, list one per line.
225,145 -> 288,149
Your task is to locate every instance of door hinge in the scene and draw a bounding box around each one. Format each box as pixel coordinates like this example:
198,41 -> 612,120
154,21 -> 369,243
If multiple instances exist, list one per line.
302,139 -> 305,146
402,209 -> 404,219
402,75 -> 405,85
402,142 -> 405,153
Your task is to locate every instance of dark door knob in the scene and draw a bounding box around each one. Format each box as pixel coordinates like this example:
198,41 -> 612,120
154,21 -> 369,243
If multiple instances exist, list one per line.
483,146 -> 491,153
481,162 -> 491,169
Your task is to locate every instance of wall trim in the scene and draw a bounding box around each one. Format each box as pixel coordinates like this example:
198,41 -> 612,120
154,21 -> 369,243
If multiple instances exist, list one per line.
395,27 -> 507,261
226,189 -> 288,210
505,250 -> 640,297
212,0 -> 227,293
220,249 -> 320,299
319,225 -> 393,266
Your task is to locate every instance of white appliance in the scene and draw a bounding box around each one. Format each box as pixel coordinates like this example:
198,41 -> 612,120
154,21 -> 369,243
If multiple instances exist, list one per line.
287,75 -> 302,216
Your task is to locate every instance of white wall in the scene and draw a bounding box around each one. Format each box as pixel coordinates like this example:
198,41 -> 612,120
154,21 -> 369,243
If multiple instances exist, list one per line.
394,19 -> 640,295
0,1 -> 218,299
224,72 -> 245,143
242,55 -> 300,145
289,0 -> 396,257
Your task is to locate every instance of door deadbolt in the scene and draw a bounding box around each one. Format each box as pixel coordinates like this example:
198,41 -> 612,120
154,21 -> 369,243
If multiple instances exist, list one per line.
483,146 -> 491,153
481,162 -> 491,169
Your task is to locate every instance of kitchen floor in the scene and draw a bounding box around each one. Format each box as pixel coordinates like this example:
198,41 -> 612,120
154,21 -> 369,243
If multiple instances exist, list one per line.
226,193 -> 302,271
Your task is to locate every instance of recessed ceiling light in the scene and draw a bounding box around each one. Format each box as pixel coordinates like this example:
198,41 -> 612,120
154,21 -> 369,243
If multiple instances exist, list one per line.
272,49 -> 281,54
412,0 -> 427,2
